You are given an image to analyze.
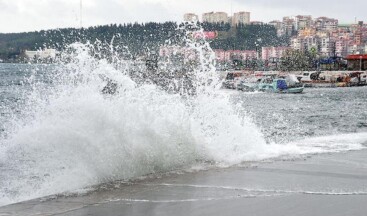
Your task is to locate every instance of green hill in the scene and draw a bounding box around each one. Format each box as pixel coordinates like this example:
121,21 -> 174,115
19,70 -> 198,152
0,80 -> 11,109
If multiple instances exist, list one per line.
0,22 -> 288,62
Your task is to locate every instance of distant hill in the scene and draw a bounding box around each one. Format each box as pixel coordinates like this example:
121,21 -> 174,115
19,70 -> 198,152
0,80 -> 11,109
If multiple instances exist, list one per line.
0,22 -> 288,62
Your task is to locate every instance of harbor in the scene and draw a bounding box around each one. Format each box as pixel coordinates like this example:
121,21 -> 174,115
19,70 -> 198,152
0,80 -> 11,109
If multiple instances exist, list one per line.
222,70 -> 367,92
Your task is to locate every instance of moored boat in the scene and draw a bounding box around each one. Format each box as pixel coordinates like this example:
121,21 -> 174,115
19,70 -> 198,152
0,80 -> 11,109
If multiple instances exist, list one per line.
256,78 -> 304,93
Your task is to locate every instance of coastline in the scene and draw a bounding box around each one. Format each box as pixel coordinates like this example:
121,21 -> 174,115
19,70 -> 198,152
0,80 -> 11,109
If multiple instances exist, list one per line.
1,149 -> 367,216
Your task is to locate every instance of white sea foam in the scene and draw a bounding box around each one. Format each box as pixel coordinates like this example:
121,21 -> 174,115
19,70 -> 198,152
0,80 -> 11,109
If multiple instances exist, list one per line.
0,41 -> 268,205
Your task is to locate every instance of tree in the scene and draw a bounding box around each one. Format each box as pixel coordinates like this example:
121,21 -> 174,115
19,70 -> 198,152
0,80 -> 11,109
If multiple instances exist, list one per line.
280,49 -> 317,71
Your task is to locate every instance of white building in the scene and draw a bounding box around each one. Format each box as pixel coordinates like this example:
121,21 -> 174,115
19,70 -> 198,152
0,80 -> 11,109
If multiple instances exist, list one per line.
320,36 -> 335,57
303,36 -> 319,52
25,49 -> 57,60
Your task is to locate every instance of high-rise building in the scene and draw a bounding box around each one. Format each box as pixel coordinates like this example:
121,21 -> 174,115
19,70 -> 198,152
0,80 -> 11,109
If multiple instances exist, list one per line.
320,36 -> 336,57
295,15 -> 313,30
202,12 -> 229,23
269,20 -> 283,36
269,20 -> 282,29
282,17 -> 295,36
354,30 -> 362,45
314,17 -> 338,31
232,12 -> 250,25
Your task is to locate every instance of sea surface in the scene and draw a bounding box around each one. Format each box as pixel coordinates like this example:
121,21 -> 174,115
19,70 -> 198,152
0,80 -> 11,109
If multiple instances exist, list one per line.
0,59 -> 367,207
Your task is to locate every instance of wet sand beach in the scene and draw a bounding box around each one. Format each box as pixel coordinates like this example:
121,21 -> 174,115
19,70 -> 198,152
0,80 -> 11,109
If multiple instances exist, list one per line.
1,149 -> 367,216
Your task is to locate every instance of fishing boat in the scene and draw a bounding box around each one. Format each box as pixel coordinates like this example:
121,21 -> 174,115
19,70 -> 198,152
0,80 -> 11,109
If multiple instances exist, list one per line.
256,78 -> 304,93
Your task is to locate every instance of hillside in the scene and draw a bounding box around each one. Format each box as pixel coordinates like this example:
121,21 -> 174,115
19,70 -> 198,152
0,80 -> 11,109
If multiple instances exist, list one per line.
0,22 -> 288,62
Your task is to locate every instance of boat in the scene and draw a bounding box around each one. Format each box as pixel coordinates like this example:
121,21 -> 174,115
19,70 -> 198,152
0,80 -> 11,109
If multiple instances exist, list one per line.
222,71 -> 248,89
237,81 -> 257,92
256,78 -> 304,93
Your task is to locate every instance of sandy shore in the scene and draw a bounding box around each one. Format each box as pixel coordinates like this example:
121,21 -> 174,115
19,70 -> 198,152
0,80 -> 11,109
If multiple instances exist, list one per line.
1,149 -> 367,216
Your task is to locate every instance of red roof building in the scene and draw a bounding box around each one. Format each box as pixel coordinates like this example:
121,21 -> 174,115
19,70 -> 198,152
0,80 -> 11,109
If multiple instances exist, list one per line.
345,54 -> 367,70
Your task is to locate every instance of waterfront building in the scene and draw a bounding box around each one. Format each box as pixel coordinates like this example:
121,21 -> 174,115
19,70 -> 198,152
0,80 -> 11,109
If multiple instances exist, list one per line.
345,54 -> 367,70
214,49 -> 227,62
261,47 -> 289,61
214,49 -> 257,62
232,12 -> 250,25
24,49 -> 57,60
202,12 -> 229,23
183,13 -> 199,22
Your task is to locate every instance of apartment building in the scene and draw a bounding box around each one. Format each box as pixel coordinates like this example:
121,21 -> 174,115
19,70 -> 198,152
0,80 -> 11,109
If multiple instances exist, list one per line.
315,17 -> 338,31
232,12 -> 250,25
295,15 -> 313,30
202,12 -> 229,23
290,37 -> 304,50
261,47 -> 289,61
282,17 -> 295,36
319,36 -> 336,57
335,39 -> 349,57
214,49 -> 257,62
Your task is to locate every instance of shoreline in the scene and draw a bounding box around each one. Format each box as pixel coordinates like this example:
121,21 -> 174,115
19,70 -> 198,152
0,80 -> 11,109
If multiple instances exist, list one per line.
1,149 -> 367,216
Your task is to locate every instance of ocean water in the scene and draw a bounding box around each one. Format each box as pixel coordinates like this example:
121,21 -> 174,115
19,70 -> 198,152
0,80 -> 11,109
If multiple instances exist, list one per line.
0,43 -> 367,206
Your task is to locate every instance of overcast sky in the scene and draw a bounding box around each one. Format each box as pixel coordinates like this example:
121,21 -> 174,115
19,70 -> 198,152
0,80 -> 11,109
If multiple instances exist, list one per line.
0,0 -> 366,33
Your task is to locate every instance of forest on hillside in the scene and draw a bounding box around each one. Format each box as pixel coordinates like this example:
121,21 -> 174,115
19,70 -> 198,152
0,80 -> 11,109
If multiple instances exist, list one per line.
0,22 -> 289,61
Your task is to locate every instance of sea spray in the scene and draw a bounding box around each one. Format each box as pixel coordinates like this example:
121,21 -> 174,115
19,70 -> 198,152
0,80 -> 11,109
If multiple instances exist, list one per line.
0,24 -> 268,205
